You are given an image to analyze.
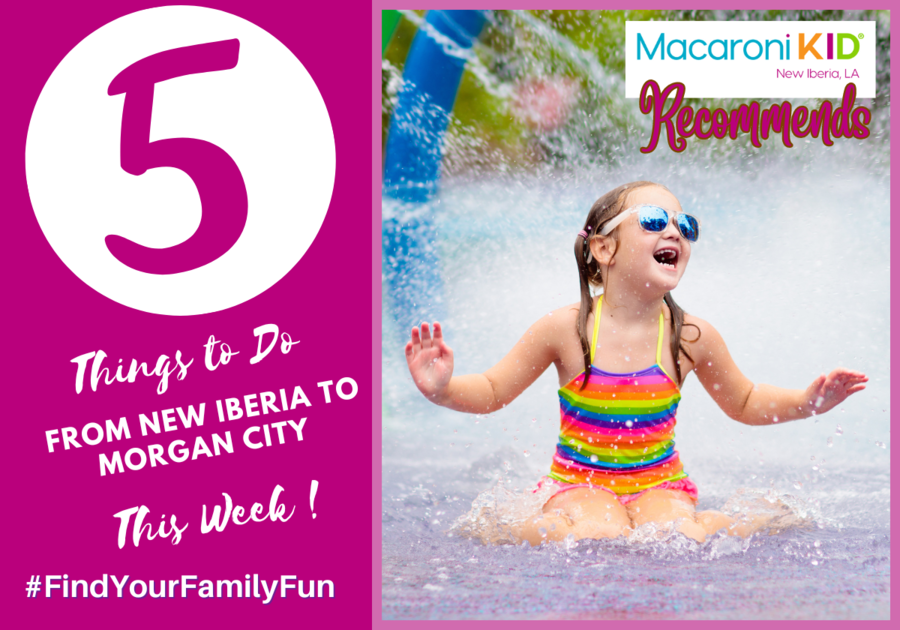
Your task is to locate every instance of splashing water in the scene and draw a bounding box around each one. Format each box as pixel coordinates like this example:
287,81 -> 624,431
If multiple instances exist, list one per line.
449,483 -> 823,547
449,480 -> 556,545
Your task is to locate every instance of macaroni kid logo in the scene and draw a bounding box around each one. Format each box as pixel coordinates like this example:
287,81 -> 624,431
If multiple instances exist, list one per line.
636,31 -> 864,62
626,21 -> 876,99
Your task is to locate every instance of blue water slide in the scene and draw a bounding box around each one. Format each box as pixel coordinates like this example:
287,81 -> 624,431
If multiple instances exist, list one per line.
382,10 -> 488,334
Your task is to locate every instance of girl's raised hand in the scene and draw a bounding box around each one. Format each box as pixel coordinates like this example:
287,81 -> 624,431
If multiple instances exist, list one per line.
805,368 -> 868,415
405,322 -> 454,401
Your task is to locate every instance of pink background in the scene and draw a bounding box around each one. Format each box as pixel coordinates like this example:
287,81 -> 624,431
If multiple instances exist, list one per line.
371,2 -> 895,628
2,1 -> 370,627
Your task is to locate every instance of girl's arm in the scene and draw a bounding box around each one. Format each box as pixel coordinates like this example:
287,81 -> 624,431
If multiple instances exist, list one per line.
686,315 -> 867,426
405,313 -> 561,414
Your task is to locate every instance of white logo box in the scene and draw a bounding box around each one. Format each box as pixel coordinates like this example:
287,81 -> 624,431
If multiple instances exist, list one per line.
626,21 -> 877,99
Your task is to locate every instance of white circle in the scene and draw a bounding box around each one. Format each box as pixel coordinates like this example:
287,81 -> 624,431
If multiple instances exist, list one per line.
26,7 -> 336,315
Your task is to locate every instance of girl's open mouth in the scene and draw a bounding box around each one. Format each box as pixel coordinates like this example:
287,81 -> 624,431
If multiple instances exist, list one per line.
654,248 -> 678,270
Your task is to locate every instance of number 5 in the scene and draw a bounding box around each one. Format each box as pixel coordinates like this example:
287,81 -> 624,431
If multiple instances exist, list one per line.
106,39 -> 248,275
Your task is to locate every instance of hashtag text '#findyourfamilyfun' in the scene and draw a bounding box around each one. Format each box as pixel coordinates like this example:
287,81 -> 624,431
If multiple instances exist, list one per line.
31,574 -> 335,603
639,80 -> 871,153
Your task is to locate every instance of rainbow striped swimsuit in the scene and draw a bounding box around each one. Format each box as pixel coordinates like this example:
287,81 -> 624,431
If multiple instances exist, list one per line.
548,295 -> 690,497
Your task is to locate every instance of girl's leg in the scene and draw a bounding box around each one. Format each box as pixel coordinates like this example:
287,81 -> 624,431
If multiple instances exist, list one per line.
627,489 -> 791,541
697,505 -> 792,538
512,487 -> 631,546
695,510 -> 741,537
625,488 -> 709,543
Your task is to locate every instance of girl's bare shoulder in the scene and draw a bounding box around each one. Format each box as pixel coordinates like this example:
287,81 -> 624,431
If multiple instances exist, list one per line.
526,301 -> 584,346
682,312 -> 726,350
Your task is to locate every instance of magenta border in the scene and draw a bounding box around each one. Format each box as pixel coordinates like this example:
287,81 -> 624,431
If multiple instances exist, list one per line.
372,2 -> 383,626
372,3 -> 894,626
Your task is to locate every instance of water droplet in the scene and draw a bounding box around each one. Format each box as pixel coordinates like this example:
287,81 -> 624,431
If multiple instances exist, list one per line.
625,420 -> 633,428
814,540 -> 821,548
875,441 -> 886,449
590,454 -> 599,463
794,481 -> 803,489
811,559 -> 819,566
625,356 -> 630,362
538,527 -> 547,538
835,425 -> 843,435
523,450 -> 530,457
713,384 -> 721,391
827,437 -> 834,447
773,416 -> 779,423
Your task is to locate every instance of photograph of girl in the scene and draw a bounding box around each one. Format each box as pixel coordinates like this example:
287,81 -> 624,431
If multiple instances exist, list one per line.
381,9 -> 890,621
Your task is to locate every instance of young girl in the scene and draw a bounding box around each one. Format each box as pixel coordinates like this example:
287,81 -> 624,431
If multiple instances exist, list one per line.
404,181 -> 867,546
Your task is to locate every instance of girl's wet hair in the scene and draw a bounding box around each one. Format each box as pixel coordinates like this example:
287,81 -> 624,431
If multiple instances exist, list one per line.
574,181 -> 698,386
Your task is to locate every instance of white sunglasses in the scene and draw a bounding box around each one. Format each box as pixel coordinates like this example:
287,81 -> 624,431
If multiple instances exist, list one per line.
599,205 -> 700,242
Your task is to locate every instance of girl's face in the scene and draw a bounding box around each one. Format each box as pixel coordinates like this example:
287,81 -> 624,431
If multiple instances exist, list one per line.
596,186 -> 692,294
